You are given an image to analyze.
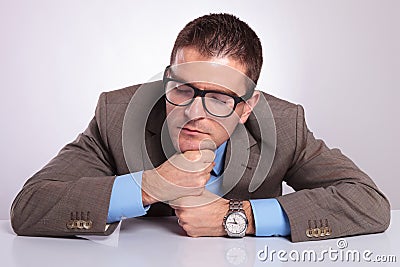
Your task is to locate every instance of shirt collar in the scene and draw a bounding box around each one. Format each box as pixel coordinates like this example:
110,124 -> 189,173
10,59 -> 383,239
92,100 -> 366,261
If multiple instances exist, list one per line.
212,141 -> 228,176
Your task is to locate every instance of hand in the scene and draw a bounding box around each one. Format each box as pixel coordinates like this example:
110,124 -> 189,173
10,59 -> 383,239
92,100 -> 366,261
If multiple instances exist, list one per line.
171,191 -> 256,237
171,191 -> 229,237
141,149 -> 215,205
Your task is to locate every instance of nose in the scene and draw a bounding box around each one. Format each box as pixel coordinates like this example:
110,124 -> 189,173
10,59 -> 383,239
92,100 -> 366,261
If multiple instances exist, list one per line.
184,97 -> 207,119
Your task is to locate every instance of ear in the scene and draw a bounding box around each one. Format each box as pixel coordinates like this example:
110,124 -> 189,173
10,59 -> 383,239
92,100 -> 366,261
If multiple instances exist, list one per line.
239,91 -> 260,124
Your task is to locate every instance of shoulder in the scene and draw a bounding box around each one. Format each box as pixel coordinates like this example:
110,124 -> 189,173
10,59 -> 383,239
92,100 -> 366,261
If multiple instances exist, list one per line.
247,91 -> 302,128
260,92 -> 301,119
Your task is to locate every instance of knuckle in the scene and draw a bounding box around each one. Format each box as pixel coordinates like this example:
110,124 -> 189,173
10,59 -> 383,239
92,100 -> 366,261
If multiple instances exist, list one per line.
183,226 -> 196,237
179,213 -> 186,222
195,187 -> 205,195
204,150 -> 215,160
182,224 -> 190,232
174,209 -> 182,216
188,231 -> 198,238
187,188 -> 201,196
196,178 -> 206,187
203,174 -> 211,182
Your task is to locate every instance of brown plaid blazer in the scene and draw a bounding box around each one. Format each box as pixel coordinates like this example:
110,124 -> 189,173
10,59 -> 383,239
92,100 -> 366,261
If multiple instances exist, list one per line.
10,81 -> 390,242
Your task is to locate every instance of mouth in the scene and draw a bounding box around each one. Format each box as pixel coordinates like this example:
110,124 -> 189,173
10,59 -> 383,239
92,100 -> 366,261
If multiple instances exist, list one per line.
179,127 -> 208,135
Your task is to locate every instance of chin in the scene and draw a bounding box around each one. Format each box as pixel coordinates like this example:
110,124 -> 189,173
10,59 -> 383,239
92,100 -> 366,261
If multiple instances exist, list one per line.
176,139 -> 202,152
177,144 -> 197,153
176,136 -> 219,152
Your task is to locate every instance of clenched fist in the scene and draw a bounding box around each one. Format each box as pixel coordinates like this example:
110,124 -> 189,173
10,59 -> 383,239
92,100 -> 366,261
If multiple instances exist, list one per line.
141,149 -> 215,205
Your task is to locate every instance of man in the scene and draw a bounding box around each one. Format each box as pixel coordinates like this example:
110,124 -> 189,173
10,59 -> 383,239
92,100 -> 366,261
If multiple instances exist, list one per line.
11,13 -> 390,242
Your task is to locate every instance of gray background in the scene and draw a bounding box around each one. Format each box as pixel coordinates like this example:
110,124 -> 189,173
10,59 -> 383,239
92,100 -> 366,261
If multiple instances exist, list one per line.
0,0 -> 399,220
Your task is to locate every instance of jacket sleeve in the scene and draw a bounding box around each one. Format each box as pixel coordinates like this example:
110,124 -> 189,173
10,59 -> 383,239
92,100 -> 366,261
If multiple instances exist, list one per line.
10,92 -> 120,236
276,105 -> 390,242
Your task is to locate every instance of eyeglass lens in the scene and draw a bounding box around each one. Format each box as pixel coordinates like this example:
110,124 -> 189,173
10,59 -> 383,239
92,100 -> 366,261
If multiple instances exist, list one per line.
165,80 -> 236,117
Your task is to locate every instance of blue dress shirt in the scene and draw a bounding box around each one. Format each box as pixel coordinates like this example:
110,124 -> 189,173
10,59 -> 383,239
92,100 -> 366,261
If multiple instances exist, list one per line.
107,141 -> 291,236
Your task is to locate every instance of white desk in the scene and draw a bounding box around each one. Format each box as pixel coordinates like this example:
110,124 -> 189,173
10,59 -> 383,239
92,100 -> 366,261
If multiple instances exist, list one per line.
1,211 -> 399,267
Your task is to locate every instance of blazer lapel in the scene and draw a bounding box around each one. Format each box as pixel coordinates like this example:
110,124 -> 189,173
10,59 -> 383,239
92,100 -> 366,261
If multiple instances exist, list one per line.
222,124 -> 260,200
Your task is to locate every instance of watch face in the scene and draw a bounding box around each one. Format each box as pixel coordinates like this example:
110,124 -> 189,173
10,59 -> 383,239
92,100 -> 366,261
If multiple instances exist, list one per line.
225,212 -> 247,234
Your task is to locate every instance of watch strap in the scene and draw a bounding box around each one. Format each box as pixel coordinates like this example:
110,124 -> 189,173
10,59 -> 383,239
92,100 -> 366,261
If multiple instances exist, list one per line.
229,199 -> 244,212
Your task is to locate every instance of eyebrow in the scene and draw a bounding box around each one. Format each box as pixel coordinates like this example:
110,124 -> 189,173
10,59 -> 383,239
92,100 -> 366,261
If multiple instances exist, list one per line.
169,74 -> 240,97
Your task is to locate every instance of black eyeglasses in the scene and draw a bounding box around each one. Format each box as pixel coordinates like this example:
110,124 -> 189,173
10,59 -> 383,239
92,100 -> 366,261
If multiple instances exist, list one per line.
163,65 -> 254,118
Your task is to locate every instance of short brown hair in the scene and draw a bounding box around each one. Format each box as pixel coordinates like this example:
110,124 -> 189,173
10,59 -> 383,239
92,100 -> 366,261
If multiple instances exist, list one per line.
170,13 -> 263,85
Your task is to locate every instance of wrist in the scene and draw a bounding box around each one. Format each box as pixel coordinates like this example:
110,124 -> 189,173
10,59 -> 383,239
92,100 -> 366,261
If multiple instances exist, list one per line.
243,200 -> 255,235
141,170 -> 157,206
223,199 -> 253,237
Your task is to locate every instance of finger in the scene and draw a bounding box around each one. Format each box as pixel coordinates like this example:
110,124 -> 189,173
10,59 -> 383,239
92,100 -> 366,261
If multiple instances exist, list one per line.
170,201 -> 182,210
181,149 -> 215,163
169,191 -> 221,208
205,162 -> 215,173
169,196 -> 194,208
198,149 -> 215,163
173,208 -> 182,216
170,150 -> 215,173
200,163 -> 215,183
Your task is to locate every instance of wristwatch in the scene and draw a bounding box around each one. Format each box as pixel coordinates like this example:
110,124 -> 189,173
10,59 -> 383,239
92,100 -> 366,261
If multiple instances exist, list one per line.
223,199 -> 248,237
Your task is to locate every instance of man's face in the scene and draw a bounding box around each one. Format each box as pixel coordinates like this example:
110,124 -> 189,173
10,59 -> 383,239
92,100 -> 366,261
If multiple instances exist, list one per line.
165,47 -> 259,152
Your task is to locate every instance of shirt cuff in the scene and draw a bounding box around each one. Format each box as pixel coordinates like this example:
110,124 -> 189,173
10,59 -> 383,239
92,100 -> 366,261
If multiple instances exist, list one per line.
249,198 -> 291,236
107,172 -> 150,223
